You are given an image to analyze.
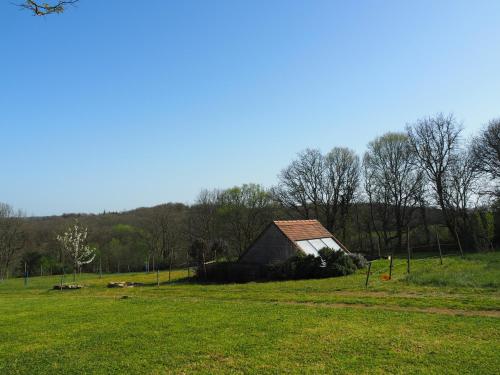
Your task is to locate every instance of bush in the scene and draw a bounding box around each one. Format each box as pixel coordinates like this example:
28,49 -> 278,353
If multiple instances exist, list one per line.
270,248 -> 357,280
279,254 -> 324,280
348,253 -> 368,269
318,247 -> 357,276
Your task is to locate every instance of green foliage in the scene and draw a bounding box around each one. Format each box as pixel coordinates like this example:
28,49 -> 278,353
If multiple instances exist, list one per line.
268,249 -> 357,280
112,224 -> 137,233
318,248 -> 357,276
17,251 -> 42,275
216,183 -> 274,257
281,254 -> 325,279
348,252 -> 368,269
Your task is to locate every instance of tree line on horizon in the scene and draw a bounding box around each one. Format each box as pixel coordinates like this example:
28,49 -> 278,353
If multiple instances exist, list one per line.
1,113 -> 499,278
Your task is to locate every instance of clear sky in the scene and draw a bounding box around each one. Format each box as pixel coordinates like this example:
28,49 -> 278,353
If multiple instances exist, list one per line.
1,0 -> 499,216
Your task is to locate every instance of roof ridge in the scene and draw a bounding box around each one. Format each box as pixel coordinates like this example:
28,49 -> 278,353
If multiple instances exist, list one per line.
273,219 -> 319,223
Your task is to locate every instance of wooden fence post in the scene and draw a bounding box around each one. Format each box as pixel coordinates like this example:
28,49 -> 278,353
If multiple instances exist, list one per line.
169,248 -> 173,282
407,226 -> 411,274
60,272 -> 64,291
187,251 -> 190,277
389,255 -> 393,280
24,262 -> 28,287
365,262 -> 372,288
99,257 -> 102,279
156,267 -> 160,287
436,231 -> 443,265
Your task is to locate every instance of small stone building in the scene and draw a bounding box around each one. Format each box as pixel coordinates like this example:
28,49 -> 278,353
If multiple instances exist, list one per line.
239,219 -> 349,265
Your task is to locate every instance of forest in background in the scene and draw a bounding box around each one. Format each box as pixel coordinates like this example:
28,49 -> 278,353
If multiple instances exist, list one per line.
1,114 -> 499,277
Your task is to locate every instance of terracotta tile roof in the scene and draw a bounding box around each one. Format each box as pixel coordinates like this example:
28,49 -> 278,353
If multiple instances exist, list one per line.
274,220 -> 333,241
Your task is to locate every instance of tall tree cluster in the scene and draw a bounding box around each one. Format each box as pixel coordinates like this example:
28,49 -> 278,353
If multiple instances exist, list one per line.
188,184 -> 276,261
363,132 -> 423,253
0,203 -> 25,280
472,119 -> 500,197
1,114 -> 499,277
273,114 -> 497,253
273,147 -> 360,237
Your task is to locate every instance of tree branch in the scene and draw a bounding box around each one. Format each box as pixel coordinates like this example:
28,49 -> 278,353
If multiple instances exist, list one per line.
18,0 -> 79,16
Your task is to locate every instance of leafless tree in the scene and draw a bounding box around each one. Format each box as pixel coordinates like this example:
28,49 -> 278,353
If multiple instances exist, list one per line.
363,132 -> 423,252
472,118 -> 500,197
188,239 -> 208,277
364,162 -> 392,251
188,189 -> 222,253
18,0 -> 79,16
0,203 -> 25,280
443,146 -> 482,246
325,147 -> 360,238
273,147 -> 360,236
145,204 -> 181,272
273,149 -> 323,220
407,113 -> 469,246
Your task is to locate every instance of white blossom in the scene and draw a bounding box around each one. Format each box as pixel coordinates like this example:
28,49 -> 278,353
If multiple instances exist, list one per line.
57,221 -> 96,271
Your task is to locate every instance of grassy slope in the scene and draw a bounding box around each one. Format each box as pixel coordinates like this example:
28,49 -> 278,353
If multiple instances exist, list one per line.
0,253 -> 499,374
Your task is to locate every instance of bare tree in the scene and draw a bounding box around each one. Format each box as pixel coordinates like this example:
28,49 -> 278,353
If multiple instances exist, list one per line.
145,204 -> 181,273
18,0 -> 79,16
273,148 -> 360,236
0,203 -> 25,280
364,162 -> 392,252
188,239 -> 208,278
273,149 -> 324,220
325,147 -> 360,238
189,189 -> 222,246
472,118 -> 500,196
444,146 -> 481,247
407,113 -> 466,246
363,132 -> 423,253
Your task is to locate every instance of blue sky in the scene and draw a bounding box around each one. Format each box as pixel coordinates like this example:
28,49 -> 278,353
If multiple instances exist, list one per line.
1,0 -> 499,216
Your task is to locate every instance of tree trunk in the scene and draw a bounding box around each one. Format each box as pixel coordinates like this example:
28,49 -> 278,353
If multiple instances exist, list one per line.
169,249 -> 173,282
420,205 -> 431,246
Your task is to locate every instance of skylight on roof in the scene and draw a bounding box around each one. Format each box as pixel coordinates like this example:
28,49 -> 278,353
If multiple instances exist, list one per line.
296,237 -> 342,256
296,240 -> 318,256
320,237 -> 341,251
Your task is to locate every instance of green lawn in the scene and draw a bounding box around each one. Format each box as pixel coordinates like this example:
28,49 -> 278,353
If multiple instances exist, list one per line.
0,253 -> 499,374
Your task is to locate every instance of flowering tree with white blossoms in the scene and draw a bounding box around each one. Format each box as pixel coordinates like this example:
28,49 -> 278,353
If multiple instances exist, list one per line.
57,221 -> 96,282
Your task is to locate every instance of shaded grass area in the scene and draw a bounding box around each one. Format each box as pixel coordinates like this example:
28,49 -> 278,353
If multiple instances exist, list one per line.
0,253 -> 499,374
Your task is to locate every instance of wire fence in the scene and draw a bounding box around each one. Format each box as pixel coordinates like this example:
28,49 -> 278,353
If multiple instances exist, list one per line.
363,251 -> 466,288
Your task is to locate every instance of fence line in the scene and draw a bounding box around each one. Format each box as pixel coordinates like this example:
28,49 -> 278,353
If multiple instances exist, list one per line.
362,252 -> 466,288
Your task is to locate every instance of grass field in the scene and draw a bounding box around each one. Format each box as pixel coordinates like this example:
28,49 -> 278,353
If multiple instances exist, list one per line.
0,253 -> 499,374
